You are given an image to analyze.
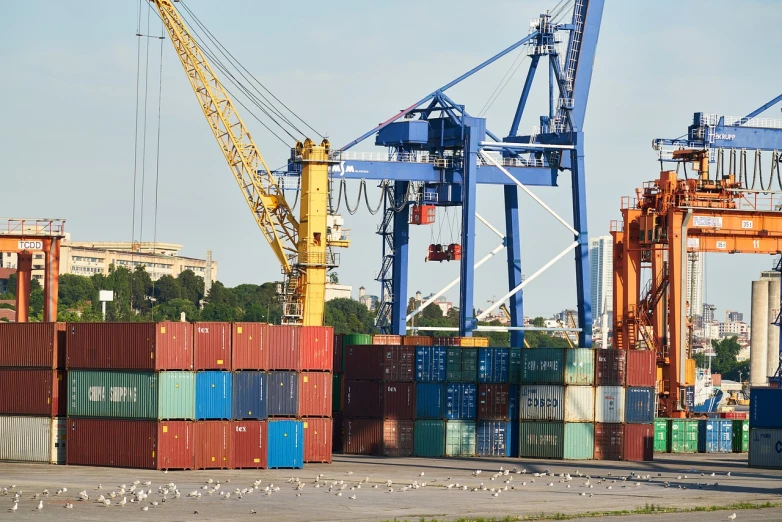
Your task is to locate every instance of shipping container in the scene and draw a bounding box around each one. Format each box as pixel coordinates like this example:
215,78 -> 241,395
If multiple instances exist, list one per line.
445,383 -> 477,420
0,369 -> 65,417
446,347 -> 478,382
267,371 -> 298,417
298,372 -> 332,417
459,337 -> 489,347
303,417 -> 332,463
508,384 -> 520,420
68,370 -> 159,419
265,325 -> 300,371
623,423 -> 653,461
231,323 -> 268,370
433,336 -> 460,347
445,420 -> 476,456
195,371 -> 232,420
654,418 -> 668,453
332,411 -> 343,453
343,418 -> 382,455
625,387 -> 655,424
373,334 -> 402,345
68,419 -> 194,469
595,349 -> 626,386
521,348 -> 565,384
343,380 -> 415,420
0,416 -> 65,464
733,420 -> 749,453
333,334 -> 343,374
508,420 -> 519,457
594,423 -> 623,460
332,374 -> 342,413
478,347 -> 509,383
750,387 -> 782,428
668,419 -> 699,453
231,371 -> 267,420
383,419 -> 415,457
231,420 -> 267,468
194,420 -> 231,469
698,419 -> 732,453
66,322 -> 192,370
564,423 -> 595,460
193,322 -> 231,370
158,371 -> 196,420
518,421 -> 594,459
299,326 -> 333,371
720,411 -> 748,420
478,384 -> 510,421
565,349 -> 595,385
509,348 -> 521,384
413,419 -> 445,457
344,345 -> 414,382
415,346 -> 447,382
595,385 -> 625,424
403,335 -> 432,346
0,322 -> 65,369
380,345 -> 414,381
625,350 -> 655,387
565,386 -> 595,422
415,383 -> 445,419
343,334 -> 373,346
476,420 -> 511,457
519,385 -> 563,421
749,428 -> 782,468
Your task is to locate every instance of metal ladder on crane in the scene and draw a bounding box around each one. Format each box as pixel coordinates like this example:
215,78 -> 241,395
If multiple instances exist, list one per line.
375,184 -> 396,331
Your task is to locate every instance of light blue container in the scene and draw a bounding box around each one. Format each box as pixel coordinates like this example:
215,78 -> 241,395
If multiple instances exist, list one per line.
195,371 -> 232,420
445,383 -> 477,420
267,419 -> 304,469
415,383 -> 445,419
698,419 -> 732,453
478,348 -> 509,383
415,346 -> 447,382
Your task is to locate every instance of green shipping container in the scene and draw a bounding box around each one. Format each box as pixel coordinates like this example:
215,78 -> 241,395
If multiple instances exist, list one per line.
521,348 -> 565,384
653,418 -> 668,453
445,421 -> 476,457
668,419 -> 699,453
509,348 -> 521,384
732,420 -> 749,453
343,334 -> 373,346
446,348 -> 477,382
414,420 -> 445,457
158,371 -> 195,420
332,374 -> 342,413
68,370 -> 159,419
519,422 -> 594,460
564,349 -> 594,385
564,423 -> 594,460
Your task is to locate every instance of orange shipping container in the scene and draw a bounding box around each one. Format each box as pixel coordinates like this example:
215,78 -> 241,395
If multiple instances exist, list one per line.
266,325 -> 300,370
231,323 -> 268,370
403,335 -> 432,346
231,420 -> 267,469
299,326 -> 333,371
298,372 -> 332,417
373,335 -> 402,345
303,418 -> 332,463
194,322 -> 231,370
0,322 -> 65,369
194,421 -> 232,469
626,350 -> 656,387
383,419 -> 414,457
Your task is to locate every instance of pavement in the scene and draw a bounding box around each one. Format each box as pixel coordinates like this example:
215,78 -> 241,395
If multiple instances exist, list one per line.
0,453 -> 780,521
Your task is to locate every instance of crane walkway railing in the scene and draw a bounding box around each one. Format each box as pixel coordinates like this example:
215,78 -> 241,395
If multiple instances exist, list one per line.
724,116 -> 782,129
327,150 -> 547,169
0,218 -> 66,236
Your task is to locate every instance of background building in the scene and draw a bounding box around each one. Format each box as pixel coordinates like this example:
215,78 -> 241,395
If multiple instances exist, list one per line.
325,283 -> 352,301
687,252 -> 704,323
589,236 -> 613,323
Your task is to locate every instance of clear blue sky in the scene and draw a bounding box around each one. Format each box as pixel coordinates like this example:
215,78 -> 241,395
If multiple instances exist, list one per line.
2,1 -> 781,320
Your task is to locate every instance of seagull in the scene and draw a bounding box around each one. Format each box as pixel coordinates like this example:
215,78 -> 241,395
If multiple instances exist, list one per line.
250,509 -> 257,515
728,514 -> 736,521
141,506 -> 149,511
419,472 -> 425,477
727,472 -> 732,477
119,497 -> 127,507
9,502 -> 18,513
65,503 -> 73,509
349,495 -> 356,500
103,499 -> 111,507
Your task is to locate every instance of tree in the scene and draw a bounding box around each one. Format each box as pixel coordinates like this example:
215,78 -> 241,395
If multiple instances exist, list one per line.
328,272 -> 339,284
694,351 -> 708,369
58,274 -> 95,308
177,270 -> 205,306
325,298 -> 376,335
154,275 -> 181,304
131,265 -> 153,318
532,317 -> 546,328
153,298 -> 199,322
710,336 -> 747,380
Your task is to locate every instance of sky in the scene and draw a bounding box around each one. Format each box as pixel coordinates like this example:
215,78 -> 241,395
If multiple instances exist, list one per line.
2,0 -> 781,321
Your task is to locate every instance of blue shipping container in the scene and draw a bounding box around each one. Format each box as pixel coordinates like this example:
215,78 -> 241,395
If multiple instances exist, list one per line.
195,371 -> 232,420
698,419 -> 732,453
445,383 -> 477,420
750,387 -> 782,429
507,420 -> 519,457
415,346 -> 447,382
508,384 -> 520,421
267,419 -> 304,469
625,387 -> 655,424
478,348 -> 509,383
476,421 -> 511,457
415,383 -> 445,419
268,371 -> 299,416
232,371 -> 267,420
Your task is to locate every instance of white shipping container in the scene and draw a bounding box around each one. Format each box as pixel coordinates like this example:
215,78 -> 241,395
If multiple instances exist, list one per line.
0,416 -> 65,464
564,386 -> 595,422
749,428 -> 782,469
595,385 -> 625,423
520,385 -> 564,421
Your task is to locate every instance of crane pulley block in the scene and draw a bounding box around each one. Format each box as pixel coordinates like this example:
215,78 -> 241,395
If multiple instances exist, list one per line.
410,204 -> 436,225
426,243 -> 461,262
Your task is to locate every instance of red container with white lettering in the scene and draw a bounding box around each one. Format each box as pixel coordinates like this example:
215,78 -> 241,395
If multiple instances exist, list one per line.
231,420 -> 267,469
193,322 -> 231,370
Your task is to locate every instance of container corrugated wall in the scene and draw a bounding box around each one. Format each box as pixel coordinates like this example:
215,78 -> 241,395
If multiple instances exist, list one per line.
344,345 -> 414,381
383,419 -> 415,457
231,323 -> 268,370
0,416 -> 65,464
232,420 -> 267,468
373,334 -> 402,345
733,420 -> 749,453
749,428 -> 782,468
193,322 -> 231,370
519,385 -> 564,421
625,350 -> 655,387
343,334 -> 373,345
303,418 -> 332,463
750,387 -> 781,428
268,371 -> 298,417
478,348 -> 510,383
195,371 -> 232,420
266,325 -> 300,371
0,322 -> 64,369
476,421 -> 510,457
298,372 -> 331,417
343,418 -> 382,455
564,423 -> 594,460
521,348 -> 565,384
594,423 -> 623,460
414,419 -> 445,457
299,326 -> 333,371
194,420 -> 231,469
623,423 -> 653,461
445,420 -> 476,456
564,386 -> 595,422
231,371 -> 267,420
509,348 -> 521,384
267,419 -> 303,469
415,383 -> 445,419
68,370 -> 159,419
0,369 -> 65,416
333,334 -> 343,374
415,346 -> 447,382
595,385 -> 625,423
668,419 -> 699,453
445,383 -> 477,420
332,374 -> 342,412
654,418 -> 668,452
595,349 -> 626,386
564,349 -> 594,385
519,421 -> 564,459
625,387 -> 655,424
698,419 -> 732,453
477,384 -> 510,421
158,371 -> 195,420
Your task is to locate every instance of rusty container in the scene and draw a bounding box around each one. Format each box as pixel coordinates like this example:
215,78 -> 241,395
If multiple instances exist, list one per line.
0,369 -> 65,416
344,345 -> 414,382
626,350 -> 656,387
403,335 -> 432,346
333,334 -> 344,374
373,334 -> 402,345
343,418 -> 383,455
193,322 -> 231,370
303,417 -> 332,463
433,336 -> 460,347
0,322 -> 65,369
266,325 -> 300,370
231,420 -> 267,469
594,423 -> 624,460
298,372 -> 332,417
299,326 -> 333,371
477,383 -> 510,421
343,380 -> 415,420
194,420 -> 232,469
66,419 -> 194,469
623,423 -> 654,461
66,322 -> 193,370
382,419 -> 415,457
595,349 -> 627,386
231,322 -> 268,370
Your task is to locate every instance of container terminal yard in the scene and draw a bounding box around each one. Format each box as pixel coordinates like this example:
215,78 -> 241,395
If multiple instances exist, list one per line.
3,0 -> 782,520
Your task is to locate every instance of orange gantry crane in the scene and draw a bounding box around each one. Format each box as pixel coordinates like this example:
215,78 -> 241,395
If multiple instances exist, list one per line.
612,150 -> 782,417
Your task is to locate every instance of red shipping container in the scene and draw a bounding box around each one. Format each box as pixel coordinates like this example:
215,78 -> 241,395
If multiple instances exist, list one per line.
0,322 -> 65,369
266,325 -> 300,370
478,384 -> 510,421
594,423 -> 623,460
344,380 -> 415,419
626,350 -> 656,387
232,420 -> 267,469
344,345 -> 414,381
595,349 -> 627,386
300,326 -> 332,371
66,419 -> 194,469
0,369 -> 65,416
298,372 -> 332,417
343,418 -> 383,455
231,322 -> 268,370
623,423 -> 654,462
372,335 -> 402,346
66,322 -> 192,370
194,420 -> 233,469
333,334 -> 343,373
383,419 -> 414,457
719,411 -> 748,420
303,417 -> 332,463
194,322 -> 231,370
332,411 -> 343,453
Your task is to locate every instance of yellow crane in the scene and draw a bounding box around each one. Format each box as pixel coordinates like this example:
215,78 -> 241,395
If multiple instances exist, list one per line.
150,0 -> 347,325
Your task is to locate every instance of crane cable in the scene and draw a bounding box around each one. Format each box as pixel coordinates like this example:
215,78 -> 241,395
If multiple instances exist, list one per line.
150,17 -> 165,319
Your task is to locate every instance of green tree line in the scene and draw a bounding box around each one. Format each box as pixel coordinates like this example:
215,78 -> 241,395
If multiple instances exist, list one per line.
693,336 -> 750,381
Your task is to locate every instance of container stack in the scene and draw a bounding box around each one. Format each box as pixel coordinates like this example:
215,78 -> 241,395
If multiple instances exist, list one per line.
748,387 -> 782,468
0,323 -> 67,465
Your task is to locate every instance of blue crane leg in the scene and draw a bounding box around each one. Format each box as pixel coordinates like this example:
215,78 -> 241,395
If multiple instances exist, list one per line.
459,118 -> 484,336
570,137 -> 592,347
391,182 -> 410,335
504,185 -> 524,347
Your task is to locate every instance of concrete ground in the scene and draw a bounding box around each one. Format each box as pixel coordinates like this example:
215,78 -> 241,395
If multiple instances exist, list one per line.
1,453 -> 780,521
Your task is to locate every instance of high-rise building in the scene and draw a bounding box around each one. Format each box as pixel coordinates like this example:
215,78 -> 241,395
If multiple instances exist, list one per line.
686,252 -> 704,321
589,236 -> 613,324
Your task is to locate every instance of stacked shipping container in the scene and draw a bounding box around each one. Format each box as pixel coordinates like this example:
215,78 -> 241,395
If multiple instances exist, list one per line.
748,387 -> 782,468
